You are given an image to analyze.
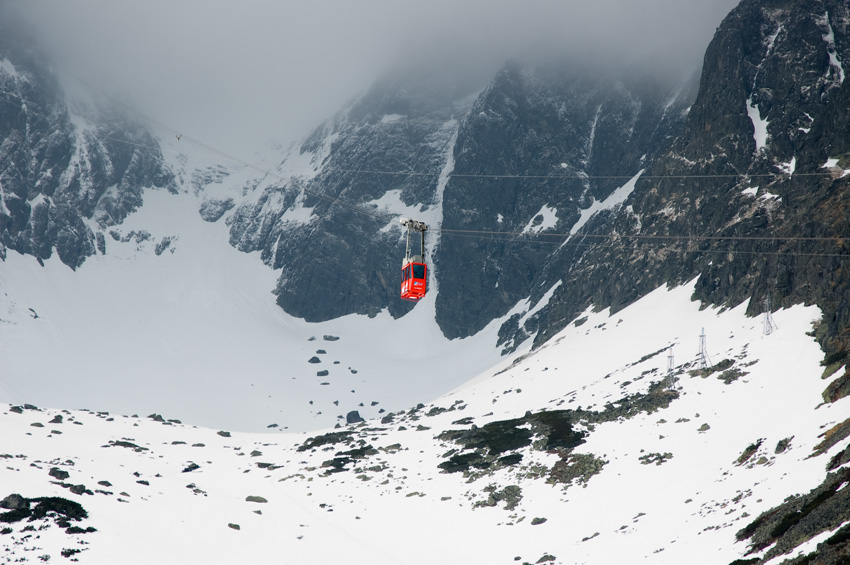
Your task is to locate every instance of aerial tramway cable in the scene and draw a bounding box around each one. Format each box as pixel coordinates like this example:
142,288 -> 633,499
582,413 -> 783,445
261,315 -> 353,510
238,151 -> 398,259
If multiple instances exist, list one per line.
55,67 -> 850,260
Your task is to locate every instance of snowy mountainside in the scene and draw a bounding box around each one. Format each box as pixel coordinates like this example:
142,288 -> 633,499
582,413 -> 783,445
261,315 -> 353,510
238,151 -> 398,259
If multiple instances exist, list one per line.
0,186 -> 507,432
435,63 -> 695,340
183,62 -> 695,334
3,2 -> 850,560
3,282 -> 849,564
0,22 -> 174,269
224,70 -> 481,324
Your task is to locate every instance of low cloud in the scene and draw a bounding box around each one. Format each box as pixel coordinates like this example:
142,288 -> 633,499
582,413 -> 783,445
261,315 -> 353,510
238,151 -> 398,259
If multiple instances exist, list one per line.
7,0 -> 739,155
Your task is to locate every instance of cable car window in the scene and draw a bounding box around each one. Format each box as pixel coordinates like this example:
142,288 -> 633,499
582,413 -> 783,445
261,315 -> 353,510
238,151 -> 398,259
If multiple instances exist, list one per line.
413,264 -> 425,279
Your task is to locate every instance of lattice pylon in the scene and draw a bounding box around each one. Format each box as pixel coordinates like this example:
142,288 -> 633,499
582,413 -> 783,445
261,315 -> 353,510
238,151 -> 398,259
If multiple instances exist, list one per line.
697,327 -> 712,370
763,295 -> 778,336
666,348 -> 676,390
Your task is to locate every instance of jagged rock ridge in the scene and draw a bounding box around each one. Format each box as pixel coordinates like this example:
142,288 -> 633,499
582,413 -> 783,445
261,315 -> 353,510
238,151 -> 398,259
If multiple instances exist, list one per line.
531,0 -> 850,362
0,23 -> 174,269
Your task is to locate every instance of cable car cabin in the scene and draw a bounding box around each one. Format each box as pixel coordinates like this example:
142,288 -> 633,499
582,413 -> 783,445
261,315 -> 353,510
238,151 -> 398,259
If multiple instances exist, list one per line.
399,217 -> 428,301
400,260 -> 427,301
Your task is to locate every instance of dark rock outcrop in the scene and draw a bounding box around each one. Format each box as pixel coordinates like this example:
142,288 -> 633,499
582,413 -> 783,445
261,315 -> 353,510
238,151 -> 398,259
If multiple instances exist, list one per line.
533,0 -> 850,362
346,410 -> 365,424
0,18 -> 174,269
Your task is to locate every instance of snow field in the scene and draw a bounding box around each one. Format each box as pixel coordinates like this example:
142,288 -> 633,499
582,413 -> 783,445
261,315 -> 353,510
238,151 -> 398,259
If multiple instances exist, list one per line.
6,281 -> 847,564
0,186 -> 504,433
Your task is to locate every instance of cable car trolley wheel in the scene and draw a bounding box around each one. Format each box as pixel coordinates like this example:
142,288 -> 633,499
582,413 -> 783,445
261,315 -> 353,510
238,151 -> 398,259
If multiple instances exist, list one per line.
399,218 -> 428,301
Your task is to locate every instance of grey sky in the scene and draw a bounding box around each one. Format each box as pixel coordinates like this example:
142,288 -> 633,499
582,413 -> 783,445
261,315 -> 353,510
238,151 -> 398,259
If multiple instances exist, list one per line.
9,0 -> 740,155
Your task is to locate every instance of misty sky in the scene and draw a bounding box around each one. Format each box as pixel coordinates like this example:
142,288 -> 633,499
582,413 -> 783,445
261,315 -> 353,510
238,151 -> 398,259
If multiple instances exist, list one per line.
9,0 -> 740,156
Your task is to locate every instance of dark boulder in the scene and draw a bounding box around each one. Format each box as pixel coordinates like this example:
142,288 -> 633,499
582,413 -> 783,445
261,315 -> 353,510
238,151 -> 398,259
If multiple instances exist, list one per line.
346,411 -> 365,424
49,467 -> 70,481
0,494 -> 28,510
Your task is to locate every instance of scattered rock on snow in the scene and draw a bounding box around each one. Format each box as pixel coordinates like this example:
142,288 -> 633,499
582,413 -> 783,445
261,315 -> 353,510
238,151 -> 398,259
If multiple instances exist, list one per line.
49,467 -> 70,480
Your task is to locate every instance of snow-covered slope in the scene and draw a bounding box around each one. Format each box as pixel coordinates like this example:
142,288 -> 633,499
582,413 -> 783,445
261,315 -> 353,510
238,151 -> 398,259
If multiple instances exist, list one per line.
0,184 -> 507,433
3,282 -> 848,564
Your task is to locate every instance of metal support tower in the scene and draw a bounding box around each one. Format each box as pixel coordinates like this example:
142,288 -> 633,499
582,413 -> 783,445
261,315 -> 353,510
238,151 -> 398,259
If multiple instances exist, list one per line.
763,295 -> 778,336
666,348 -> 676,390
697,327 -> 712,370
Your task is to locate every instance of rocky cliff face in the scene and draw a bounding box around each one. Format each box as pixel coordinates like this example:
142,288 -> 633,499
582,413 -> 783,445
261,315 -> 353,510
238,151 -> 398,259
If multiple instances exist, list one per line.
0,23 -> 174,269
220,62 -> 694,332
530,0 -> 850,363
436,63 -> 695,339
224,69 -> 479,321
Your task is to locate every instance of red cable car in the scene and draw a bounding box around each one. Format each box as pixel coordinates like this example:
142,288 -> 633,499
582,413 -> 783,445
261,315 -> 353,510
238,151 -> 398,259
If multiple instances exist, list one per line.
400,218 -> 428,302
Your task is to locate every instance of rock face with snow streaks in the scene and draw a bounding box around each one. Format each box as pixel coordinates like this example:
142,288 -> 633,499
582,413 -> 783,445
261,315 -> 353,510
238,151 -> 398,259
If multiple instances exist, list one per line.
532,0 -> 850,362
226,70 -> 478,321
0,24 -> 174,269
436,63 -> 694,339
226,62 -> 693,333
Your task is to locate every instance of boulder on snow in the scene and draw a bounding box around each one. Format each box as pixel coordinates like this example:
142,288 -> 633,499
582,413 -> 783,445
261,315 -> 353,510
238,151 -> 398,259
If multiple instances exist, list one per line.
49,467 -> 70,481
346,411 -> 365,424
0,494 -> 28,510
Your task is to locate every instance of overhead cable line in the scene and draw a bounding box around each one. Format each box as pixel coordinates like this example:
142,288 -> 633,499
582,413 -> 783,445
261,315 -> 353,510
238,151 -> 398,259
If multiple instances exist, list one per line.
439,228 -> 848,244
100,121 -> 850,255
56,67 -> 848,256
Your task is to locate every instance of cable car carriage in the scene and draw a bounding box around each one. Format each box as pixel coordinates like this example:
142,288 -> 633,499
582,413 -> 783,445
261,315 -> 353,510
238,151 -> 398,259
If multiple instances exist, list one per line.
400,218 -> 428,301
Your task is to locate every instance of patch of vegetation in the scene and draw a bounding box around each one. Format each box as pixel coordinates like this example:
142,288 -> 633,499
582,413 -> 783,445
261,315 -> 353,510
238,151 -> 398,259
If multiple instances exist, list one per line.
0,507 -> 31,523
823,370 -> 850,403
320,445 -> 379,474
775,437 -> 793,455
452,417 -> 475,425
634,346 -> 670,366
821,350 -> 847,367
639,452 -> 673,466
719,367 -> 748,384
811,417 -> 850,458
437,382 -> 678,481
1,494 -> 91,540
694,358 -> 735,378
474,485 -> 522,510
736,467 -> 850,562
548,453 -> 607,486
736,439 -> 765,466
439,419 -> 532,456
437,410 -> 584,476
102,440 -> 148,452
821,361 -> 844,380
65,525 -> 96,534
438,452 -> 491,474
498,453 -> 523,466
826,443 -> 850,472
297,431 -> 354,452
